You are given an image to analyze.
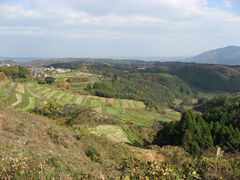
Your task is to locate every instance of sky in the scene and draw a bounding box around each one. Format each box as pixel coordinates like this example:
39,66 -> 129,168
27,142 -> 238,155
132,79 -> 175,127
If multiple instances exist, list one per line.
0,0 -> 240,58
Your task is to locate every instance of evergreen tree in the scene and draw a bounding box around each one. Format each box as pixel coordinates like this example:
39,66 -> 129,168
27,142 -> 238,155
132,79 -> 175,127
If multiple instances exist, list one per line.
229,124 -> 234,134
213,121 -> 221,144
219,126 -> 227,146
180,110 -> 192,135
188,109 -> 196,123
234,127 -> 240,139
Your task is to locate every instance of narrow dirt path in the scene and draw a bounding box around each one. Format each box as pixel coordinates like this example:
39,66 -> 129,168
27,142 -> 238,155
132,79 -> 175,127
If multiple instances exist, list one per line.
82,96 -> 88,106
24,84 -> 50,101
12,94 -> 22,107
27,87 -> 40,98
156,114 -> 161,121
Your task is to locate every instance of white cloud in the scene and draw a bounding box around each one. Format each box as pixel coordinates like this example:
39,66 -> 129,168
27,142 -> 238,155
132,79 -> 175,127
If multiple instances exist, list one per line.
222,0 -> 233,8
0,0 -> 239,57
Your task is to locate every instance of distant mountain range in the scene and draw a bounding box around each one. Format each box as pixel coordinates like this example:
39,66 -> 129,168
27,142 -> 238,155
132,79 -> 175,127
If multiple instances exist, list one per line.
0,59 -> 20,65
1,45 -> 240,66
184,46 -> 240,65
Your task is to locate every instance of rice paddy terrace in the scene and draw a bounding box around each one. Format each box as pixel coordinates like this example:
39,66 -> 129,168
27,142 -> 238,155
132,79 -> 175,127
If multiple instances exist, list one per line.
0,76 -> 181,125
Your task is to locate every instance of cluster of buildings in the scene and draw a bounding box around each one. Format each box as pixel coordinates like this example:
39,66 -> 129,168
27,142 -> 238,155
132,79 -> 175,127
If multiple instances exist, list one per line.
31,67 -> 69,77
0,63 -> 11,67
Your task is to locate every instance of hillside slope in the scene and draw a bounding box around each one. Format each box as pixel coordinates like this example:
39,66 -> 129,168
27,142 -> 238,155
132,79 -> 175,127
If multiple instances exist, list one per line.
0,104 -> 136,179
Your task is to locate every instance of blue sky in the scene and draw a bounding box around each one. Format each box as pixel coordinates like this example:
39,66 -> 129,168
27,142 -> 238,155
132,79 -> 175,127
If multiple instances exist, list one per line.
0,0 -> 239,58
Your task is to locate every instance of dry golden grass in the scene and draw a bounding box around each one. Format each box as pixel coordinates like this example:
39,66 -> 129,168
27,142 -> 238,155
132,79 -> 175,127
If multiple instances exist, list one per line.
107,98 -> 115,106
100,97 -> 106,103
0,104 -> 135,179
15,83 -> 24,94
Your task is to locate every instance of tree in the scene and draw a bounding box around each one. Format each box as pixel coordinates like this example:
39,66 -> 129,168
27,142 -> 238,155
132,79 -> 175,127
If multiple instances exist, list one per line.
66,84 -> 71,90
0,72 -> 6,80
18,66 -> 30,78
234,127 -> 240,139
45,77 -> 55,84
87,83 -> 92,91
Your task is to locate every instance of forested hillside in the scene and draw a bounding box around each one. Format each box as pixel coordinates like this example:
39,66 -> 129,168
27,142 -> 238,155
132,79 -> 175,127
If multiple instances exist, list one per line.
169,64 -> 240,92
154,108 -> 240,155
83,64 -> 197,107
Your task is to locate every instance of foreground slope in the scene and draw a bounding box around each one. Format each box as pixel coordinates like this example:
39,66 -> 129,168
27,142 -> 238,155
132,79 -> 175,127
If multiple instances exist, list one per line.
0,104 -> 136,179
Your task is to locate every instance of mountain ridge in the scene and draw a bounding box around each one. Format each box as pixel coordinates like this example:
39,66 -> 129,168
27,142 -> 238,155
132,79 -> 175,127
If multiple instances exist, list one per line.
184,45 -> 240,65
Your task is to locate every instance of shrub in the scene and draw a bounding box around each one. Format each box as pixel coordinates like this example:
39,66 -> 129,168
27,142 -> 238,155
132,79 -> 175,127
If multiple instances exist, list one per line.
85,146 -> 102,163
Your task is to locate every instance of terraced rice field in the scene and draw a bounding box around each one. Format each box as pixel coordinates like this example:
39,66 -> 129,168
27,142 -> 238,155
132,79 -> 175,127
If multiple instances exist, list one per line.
134,101 -> 146,109
39,88 -> 50,94
26,87 -> 40,98
56,92 -> 65,100
12,94 -> 22,107
36,87 -> 43,90
114,99 -> 122,109
15,84 -> 25,94
89,125 -> 132,143
127,100 -> 136,108
75,96 -> 83,104
105,106 -> 119,115
2,81 -> 179,125
23,97 -> 35,111
121,99 -> 129,109
63,94 -> 75,102
91,100 -> 103,111
47,90 -> 58,98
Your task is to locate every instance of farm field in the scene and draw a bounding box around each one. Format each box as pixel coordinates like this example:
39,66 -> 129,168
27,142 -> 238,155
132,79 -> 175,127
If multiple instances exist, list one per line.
0,77 -> 182,125
11,94 -> 22,107
23,97 -> 35,111
89,125 -> 132,143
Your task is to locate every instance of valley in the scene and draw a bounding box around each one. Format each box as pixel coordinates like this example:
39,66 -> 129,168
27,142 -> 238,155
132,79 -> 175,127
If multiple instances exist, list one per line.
1,56 -> 240,179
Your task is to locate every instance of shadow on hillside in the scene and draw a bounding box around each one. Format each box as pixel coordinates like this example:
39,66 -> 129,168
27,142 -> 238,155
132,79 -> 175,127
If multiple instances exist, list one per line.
124,139 -> 150,149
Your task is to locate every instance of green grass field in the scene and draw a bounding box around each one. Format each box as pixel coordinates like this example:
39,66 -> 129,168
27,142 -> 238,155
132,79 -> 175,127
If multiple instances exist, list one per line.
105,106 -> 120,115
23,97 -> 35,111
47,90 -> 58,99
0,85 -> 7,96
91,100 -> 103,112
127,100 -> 136,108
35,86 -> 43,90
134,101 -> 146,109
121,99 -> 129,109
12,94 -> 22,107
75,95 -> 83,105
89,125 -> 132,143
39,88 -> 50,94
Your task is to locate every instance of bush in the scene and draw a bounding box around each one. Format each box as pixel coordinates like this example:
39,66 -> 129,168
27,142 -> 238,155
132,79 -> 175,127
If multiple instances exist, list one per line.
85,146 -> 102,163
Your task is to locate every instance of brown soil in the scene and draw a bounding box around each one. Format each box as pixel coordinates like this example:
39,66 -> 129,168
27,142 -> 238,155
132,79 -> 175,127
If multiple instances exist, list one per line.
107,98 -> 115,106
192,98 -> 198,104
15,83 -> 24,94
75,96 -> 82,104
174,98 -> 183,105
132,148 -> 165,163
100,97 -> 106,103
